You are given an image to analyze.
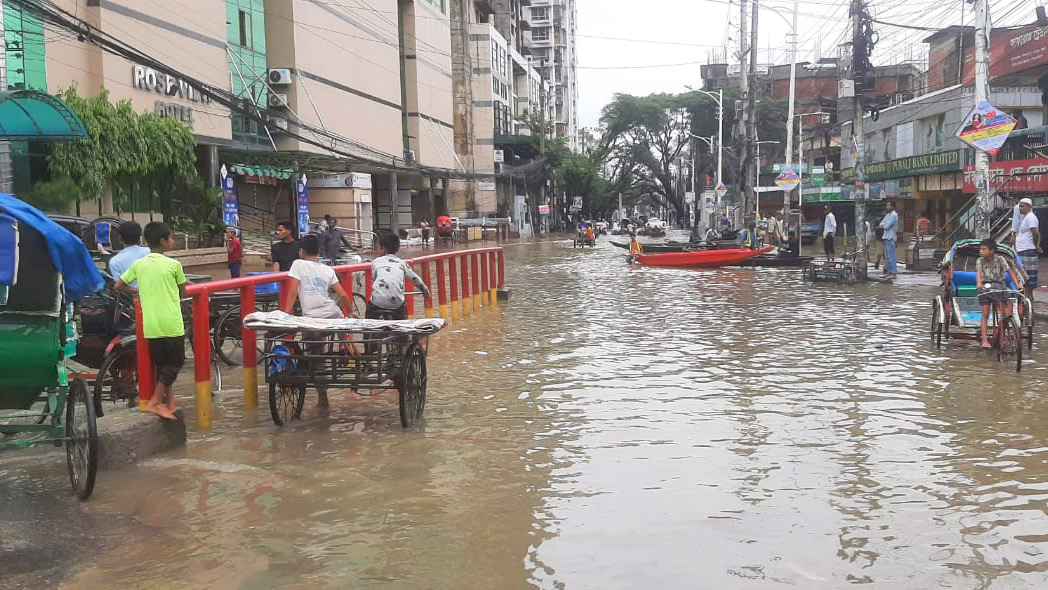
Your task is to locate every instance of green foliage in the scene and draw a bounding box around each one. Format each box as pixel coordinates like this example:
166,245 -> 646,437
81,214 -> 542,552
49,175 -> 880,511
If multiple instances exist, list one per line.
22,177 -> 81,212
47,87 -> 198,213
168,178 -> 224,245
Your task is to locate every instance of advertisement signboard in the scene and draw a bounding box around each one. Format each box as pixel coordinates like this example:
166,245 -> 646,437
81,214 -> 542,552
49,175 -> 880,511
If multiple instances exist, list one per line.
296,174 -> 310,236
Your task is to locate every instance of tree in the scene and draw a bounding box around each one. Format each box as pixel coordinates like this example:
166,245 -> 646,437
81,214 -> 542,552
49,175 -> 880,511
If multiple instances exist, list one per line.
593,91 -> 788,223
47,87 -> 198,216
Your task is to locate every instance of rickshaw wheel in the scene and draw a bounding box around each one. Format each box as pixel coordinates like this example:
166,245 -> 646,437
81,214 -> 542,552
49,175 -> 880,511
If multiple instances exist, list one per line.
269,382 -> 306,426
398,343 -> 427,428
1005,317 -> 1023,372
213,308 -> 244,366
930,300 -> 943,349
66,378 -> 98,501
94,345 -> 139,414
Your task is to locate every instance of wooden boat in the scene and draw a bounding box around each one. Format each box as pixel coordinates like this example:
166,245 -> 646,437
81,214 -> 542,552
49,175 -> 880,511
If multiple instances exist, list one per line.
736,254 -> 814,268
635,246 -> 774,268
611,240 -> 739,253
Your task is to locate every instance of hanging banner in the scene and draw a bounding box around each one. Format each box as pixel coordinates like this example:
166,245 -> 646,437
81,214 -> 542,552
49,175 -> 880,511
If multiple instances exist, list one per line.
296,174 -> 310,236
812,166 -> 826,187
774,167 -> 801,192
956,101 -> 1017,156
219,164 -> 239,232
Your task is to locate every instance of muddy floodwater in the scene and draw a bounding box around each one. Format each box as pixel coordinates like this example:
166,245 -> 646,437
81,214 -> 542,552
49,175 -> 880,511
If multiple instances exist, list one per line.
4,239 -> 1048,589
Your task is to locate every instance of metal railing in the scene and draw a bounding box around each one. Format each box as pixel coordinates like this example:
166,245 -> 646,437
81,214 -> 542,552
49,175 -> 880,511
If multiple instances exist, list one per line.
134,247 -> 506,429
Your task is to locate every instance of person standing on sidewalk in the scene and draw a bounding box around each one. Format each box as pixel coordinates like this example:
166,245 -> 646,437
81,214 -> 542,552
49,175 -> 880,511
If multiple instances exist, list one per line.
879,201 -> 899,280
1014,197 -> 1041,305
225,226 -> 243,278
823,206 -> 837,261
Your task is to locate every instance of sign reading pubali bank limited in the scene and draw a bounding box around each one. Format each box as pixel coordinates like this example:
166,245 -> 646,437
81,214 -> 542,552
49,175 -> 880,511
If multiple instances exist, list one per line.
131,65 -> 211,125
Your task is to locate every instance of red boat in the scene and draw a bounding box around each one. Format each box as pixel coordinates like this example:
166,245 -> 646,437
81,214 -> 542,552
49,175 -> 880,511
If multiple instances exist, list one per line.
635,246 -> 774,268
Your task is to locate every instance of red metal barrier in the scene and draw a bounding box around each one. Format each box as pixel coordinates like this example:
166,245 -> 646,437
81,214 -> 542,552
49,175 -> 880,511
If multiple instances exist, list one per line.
136,249 -> 502,429
420,261 -> 434,317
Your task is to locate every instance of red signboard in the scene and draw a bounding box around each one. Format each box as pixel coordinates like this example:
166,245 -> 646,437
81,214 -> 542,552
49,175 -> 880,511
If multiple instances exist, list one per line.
963,24 -> 1048,83
962,159 -> 1048,193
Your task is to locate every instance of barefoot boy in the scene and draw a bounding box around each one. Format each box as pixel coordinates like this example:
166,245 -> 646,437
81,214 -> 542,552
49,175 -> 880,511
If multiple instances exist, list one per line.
114,222 -> 187,420
976,238 -> 1021,350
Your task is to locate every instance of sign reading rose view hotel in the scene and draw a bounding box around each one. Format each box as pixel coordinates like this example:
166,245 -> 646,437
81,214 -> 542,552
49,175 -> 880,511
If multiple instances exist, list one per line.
131,65 -> 210,125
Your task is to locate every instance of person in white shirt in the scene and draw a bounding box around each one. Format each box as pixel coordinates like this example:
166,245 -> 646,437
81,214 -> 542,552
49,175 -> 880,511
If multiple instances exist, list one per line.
879,200 -> 900,279
1014,197 -> 1041,302
823,206 -> 837,261
108,222 -> 150,287
283,234 -> 354,409
367,231 -> 431,319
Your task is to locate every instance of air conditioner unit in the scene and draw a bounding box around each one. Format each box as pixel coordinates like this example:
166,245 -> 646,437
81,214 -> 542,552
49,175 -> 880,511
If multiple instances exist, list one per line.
269,116 -> 289,132
404,149 -> 416,162
267,68 -> 293,85
268,93 -> 289,109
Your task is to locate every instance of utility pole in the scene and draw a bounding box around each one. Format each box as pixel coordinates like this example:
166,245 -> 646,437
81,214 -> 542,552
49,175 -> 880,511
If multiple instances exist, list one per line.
850,0 -> 870,279
783,1 -> 799,219
738,0 -> 751,221
974,0 -> 992,238
746,0 -> 759,219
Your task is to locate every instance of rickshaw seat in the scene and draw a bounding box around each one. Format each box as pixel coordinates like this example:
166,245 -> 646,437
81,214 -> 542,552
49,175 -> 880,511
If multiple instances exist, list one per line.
0,219 -> 60,313
951,270 -> 1017,298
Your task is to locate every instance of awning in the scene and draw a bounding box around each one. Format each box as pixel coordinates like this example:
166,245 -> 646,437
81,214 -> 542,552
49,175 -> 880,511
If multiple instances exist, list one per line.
232,164 -> 294,179
0,90 -> 87,140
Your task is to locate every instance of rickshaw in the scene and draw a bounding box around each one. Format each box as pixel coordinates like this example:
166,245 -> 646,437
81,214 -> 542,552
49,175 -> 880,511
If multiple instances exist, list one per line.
931,239 -> 1032,372
243,311 -> 445,428
573,222 -> 596,248
0,195 -> 105,500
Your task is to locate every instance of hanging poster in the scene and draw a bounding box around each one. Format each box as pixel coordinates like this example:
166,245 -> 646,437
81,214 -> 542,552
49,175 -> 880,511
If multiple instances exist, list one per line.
956,101 -> 1017,156
296,174 -> 310,236
220,165 -> 239,232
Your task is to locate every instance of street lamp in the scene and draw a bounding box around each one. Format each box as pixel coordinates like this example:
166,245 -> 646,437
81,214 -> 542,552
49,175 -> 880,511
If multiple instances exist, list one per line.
684,85 -> 724,212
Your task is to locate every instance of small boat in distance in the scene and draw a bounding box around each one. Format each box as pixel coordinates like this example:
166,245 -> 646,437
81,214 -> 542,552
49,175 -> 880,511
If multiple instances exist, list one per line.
635,246 -> 774,268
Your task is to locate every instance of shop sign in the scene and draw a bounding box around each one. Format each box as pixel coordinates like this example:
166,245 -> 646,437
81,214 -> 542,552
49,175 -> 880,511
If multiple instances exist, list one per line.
963,24 -> 1048,83
772,163 -> 808,173
478,177 -> 497,192
812,166 -> 826,187
307,173 -> 371,189
962,158 -> 1048,193
538,205 -> 551,215
864,149 -> 962,181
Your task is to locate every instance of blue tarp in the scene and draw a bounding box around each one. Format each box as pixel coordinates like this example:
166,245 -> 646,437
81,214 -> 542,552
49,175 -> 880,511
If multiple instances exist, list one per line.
0,194 -> 103,302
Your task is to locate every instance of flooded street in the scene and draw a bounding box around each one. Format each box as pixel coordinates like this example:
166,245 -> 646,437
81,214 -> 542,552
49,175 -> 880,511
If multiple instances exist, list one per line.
5,238 -> 1048,589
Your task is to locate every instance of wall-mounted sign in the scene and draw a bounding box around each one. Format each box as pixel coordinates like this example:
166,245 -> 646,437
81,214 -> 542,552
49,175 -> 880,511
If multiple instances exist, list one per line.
296,174 -> 310,237
132,65 -> 210,103
538,204 -> 551,215
478,177 -> 497,192
494,150 -> 505,163
155,101 -> 194,124
862,149 -> 962,181
962,158 -> 1048,193
220,165 -> 239,230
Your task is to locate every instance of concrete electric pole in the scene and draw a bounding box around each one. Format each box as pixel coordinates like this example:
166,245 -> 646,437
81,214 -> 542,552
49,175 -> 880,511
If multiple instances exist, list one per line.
746,0 -> 759,219
783,1 -> 799,219
973,0 -> 993,239
850,0 -> 870,279
738,0 -> 751,222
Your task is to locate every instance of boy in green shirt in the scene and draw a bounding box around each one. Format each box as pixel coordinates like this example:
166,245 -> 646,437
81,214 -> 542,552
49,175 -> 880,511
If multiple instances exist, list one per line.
115,222 -> 187,420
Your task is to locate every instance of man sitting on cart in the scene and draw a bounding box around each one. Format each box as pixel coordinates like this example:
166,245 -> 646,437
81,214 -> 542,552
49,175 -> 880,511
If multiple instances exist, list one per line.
977,238 -> 1022,350
282,234 -> 355,408
368,231 -> 430,320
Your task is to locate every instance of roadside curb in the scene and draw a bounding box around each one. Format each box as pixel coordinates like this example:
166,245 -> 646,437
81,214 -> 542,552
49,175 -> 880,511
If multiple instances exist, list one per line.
97,408 -> 187,470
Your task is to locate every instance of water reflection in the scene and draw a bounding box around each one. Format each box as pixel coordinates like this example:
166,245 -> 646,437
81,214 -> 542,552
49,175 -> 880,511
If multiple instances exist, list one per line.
3,237 -> 1048,588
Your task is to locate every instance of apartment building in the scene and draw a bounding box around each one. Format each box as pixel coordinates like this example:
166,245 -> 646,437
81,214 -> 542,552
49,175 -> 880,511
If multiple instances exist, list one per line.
1,0 -> 464,233
449,0 -> 552,218
528,0 -> 578,150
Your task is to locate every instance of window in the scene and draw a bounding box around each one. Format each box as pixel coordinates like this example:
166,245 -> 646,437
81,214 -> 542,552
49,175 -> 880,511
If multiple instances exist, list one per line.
238,10 -> 253,48
422,0 -> 445,13
532,7 -> 550,20
532,27 -> 550,42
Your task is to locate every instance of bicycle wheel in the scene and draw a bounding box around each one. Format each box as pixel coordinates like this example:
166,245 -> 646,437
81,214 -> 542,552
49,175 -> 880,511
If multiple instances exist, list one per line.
350,293 -> 367,319
397,342 -> 428,428
269,381 -> 306,426
93,345 -> 139,414
66,378 -> 98,501
995,305 -> 1005,362
1005,316 -> 1023,372
213,307 -> 244,366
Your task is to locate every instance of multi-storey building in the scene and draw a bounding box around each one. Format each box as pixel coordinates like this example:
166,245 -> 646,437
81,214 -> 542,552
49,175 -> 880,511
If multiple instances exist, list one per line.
0,0 -> 471,234
528,0 -> 577,150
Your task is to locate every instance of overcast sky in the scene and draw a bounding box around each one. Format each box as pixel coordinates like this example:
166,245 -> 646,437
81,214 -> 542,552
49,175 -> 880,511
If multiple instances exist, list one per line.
574,0 -> 990,130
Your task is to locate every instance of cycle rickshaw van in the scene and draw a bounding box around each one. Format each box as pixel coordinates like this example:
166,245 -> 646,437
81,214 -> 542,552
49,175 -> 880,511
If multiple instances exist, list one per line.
0,193 -> 105,499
